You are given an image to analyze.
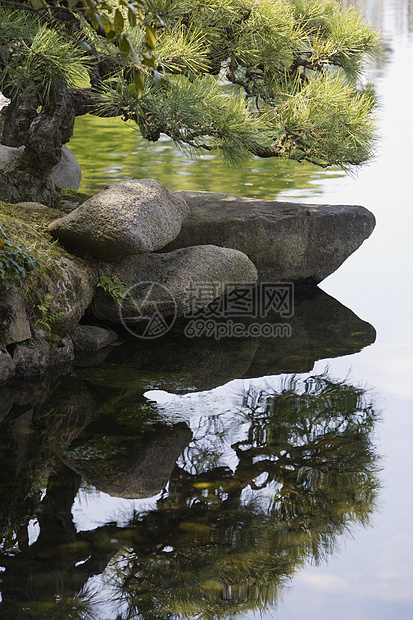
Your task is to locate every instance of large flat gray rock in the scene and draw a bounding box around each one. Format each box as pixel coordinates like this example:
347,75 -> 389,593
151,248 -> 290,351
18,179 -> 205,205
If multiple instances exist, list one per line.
161,191 -> 376,284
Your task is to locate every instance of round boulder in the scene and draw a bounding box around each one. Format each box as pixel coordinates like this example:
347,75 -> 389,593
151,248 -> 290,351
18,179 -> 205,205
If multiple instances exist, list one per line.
48,179 -> 190,260
90,244 -> 258,324
50,144 -> 82,191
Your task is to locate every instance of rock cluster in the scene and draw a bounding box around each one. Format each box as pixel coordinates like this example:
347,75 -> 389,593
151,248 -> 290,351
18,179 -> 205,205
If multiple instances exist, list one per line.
0,175 -> 376,383
50,178 -> 258,326
0,179 -> 259,381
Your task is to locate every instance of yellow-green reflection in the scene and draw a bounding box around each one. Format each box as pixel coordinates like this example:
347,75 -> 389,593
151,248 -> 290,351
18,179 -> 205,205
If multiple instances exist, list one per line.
70,115 -> 345,199
111,374 -> 378,619
0,366 -> 380,619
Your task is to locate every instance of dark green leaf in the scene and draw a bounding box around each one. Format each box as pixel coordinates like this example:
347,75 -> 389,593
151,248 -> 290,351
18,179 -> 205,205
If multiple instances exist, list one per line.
128,8 -> 137,27
114,9 -> 124,34
142,54 -> 156,68
145,24 -> 156,49
119,35 -> 133,58
133,69 -> 145,99
30,0 -> 46,8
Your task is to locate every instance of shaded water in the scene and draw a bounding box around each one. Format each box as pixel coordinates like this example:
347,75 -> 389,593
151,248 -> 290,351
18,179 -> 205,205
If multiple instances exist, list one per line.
1,1 -> 413,618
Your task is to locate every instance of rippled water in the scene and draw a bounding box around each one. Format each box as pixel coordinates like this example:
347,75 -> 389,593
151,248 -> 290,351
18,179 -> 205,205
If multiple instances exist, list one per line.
1,1 -> 413,619
70,110 -> 346,201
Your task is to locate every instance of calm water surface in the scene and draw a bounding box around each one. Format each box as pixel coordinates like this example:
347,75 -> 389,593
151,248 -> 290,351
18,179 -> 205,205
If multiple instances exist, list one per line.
1,1 -> 413,619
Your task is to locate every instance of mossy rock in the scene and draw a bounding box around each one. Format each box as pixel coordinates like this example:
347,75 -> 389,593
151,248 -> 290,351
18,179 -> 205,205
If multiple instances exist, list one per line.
0,200 -> 99,349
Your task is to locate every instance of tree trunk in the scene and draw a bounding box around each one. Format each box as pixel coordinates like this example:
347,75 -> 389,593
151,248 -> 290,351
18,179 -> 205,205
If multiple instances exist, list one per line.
0,84 -> 80,206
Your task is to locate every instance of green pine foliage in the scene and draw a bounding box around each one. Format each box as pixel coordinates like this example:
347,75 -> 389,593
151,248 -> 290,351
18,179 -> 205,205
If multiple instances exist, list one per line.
0,9 -> 89,101
264,72 -> 377,166
116,0 -> 381,167
0,0 -> 382,169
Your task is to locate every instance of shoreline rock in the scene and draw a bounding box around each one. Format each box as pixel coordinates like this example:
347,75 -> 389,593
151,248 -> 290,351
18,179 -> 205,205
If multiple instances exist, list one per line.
90,244 -> 259,324
0,144 -> 82,191
0,182 -> 377,384
71,324 -> 118,353
162,191 -> 376,284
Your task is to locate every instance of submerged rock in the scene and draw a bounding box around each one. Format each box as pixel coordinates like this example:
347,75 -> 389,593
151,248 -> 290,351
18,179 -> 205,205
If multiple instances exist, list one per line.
48,179 -> 190,260
12,327 -> 74,377
98,286 -> 375,393
71,324 -> 118,353
93,337 -> 259,393
62,421 -> 193,499
162,191 -> 376,284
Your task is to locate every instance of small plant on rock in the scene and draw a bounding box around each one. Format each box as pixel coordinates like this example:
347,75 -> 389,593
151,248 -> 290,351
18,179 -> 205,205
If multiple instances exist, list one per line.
36,293 -> 65,332
0,224 -> 40,289
97,274 -> 130,305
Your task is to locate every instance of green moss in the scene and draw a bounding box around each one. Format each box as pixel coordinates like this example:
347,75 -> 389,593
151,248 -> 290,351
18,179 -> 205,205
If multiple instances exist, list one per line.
0,201 -> 71,274
0,200 -> 95,333
60,188 -> 91,205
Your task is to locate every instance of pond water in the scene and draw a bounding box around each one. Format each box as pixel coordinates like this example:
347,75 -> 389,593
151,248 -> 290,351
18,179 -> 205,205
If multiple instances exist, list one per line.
1,1 -> 413,619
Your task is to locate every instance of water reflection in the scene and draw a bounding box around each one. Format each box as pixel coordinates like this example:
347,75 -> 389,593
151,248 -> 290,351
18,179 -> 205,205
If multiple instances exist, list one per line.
0,367 -> 379,619
0,286 -> 380,618
3,0 -> 404,611
76,286 -> 375,395
70,115 -> 345,200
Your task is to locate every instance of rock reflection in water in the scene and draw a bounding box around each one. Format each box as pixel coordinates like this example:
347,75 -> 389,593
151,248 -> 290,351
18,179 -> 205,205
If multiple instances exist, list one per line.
0,367 -> 380,619
78,286 -> 375,394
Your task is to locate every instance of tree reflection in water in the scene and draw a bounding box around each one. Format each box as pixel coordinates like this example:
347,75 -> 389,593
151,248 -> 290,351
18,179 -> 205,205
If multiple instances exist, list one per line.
0,372 -> 380,619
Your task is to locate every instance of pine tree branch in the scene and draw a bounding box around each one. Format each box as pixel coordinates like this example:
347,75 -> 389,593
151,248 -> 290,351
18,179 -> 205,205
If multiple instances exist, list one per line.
291,54 -> 325,72
226,67 -> 252,96
248,142 -> 283,158
0,1 -> 37,11
169,135 -> 217,152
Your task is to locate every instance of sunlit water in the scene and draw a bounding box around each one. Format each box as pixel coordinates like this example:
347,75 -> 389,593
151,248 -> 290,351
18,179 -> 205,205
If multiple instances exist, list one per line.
1,1 -> 413,619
